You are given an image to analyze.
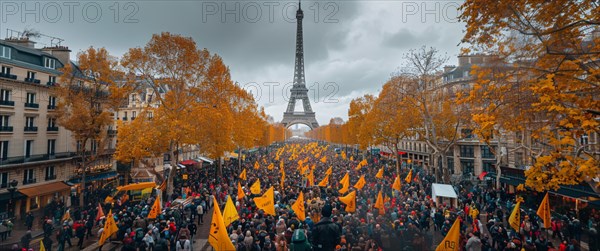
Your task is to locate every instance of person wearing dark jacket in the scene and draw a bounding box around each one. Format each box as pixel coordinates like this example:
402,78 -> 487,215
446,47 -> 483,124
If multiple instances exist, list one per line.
311,204 -> 341,251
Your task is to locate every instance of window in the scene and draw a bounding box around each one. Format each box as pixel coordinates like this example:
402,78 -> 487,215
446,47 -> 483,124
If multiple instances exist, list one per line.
461,129 -> 473,139
27,71 -> 36,80
132,111 -> 137,119
48,96 -> 57,109
47,139 -> 56,156
26,92 -> 36,104
123,111 -> 128,120
48,117 -> 56,127
91,139 -> 97,154
0,172 -> 7,188
25,116 -> 35,127
0,46 -> 11,59
515,152 -> 524,168
447,156 -> 454,174
25,140 -> 33,158
45,166 -> 55,180
44,58 -> 56,69
23,168 -> 35,184
464,70 -> 470,78
483,160 -> 496,173
76,140 -> 83,153
0,141 -> 7,160
1,89 -> 10,102
461,160 -> 475,176
460,145 -> 474,158
1,66 -> 11,75
48,76 -> 56,84
148,112 -> 153,119
131,94 -> 137,103
481,146 -> 495,159
0,115 -> 9,126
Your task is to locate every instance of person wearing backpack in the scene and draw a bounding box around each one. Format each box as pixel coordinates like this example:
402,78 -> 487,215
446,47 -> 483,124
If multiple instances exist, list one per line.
290,229 -> 311,251
175,236 -> 191,251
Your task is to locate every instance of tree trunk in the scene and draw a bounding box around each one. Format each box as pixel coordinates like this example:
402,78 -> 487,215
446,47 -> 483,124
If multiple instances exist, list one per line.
394,144 -> 400,175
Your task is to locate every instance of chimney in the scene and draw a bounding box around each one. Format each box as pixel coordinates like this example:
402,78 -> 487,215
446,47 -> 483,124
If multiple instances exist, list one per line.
42,46 -> 71,67
4,37 -> 36,48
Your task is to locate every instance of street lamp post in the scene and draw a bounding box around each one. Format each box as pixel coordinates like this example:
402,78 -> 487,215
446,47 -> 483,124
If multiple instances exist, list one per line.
7,180 -> 18,218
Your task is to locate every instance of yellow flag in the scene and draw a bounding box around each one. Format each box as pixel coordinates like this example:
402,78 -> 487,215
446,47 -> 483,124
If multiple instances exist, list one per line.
350,156 -> 354,161
254,161 -> 260,170
280,169 -> 285,189
318,174 -> 330,187
374,190 -> 385,215
435,217 -> 461,251
239,169 -> 247,180
40,240 -> 46,251
308,169 -> 315,186
338,191 -> 356,212
392,176 -> 401,191
291,191 -> 306,221
325,167 -> 333,176
62,210 -> 71,221
280,161 -> 284,170
353,175 -> 366,190
537,193 -> 551,229
341,151 -> 347,159
148,195 -> 161,219
237,182 -> 245,200
405,169 -> 413,183
508,198 -> 522,231
98,210 -> 118,246
208,197 -> 236,251
268,163 -> 274,170
250,179 -> 261,194
222,196 -> 239,227
376,167 -> 384,179
320,156 -> 327,163
339,173 -> 350,194
253,187 -> 276,216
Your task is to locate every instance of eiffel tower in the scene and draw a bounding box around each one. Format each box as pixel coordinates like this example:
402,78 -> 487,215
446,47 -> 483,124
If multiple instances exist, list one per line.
281,0 -> 319,129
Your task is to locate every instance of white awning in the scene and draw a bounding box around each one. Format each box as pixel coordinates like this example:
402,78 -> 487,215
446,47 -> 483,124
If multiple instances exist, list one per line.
198,156 -> 214,164
177,164 -> 186,169
432,183 -> 458,199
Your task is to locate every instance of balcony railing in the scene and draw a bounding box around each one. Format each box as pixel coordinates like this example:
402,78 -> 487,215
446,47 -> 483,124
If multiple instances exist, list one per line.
0,126 -> 13,132
24,126 -> 38,132
47,126 -> 59,132
107,129 -> 117,136
24,103 -> 39,109
23,179 -> 37,185
45,174 -> 57,181
0,152 -> 77,165
25,78 -> 41,84
0,100 -> 14,106
0,73 -> 17,80
47,104 -> 56,110
47,82 -> 57,86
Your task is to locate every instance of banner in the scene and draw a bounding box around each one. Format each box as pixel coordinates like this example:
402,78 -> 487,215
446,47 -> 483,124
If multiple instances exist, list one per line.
435,217 -> 461,251
537,193 -> 551,229
250,179 -> 261,194
291,191 -> 306,221
208,197 -> 236,251
222,196 -> 239,227
353,175 -> 366,190
338,191 -> 356,212
253,187 -> 276,216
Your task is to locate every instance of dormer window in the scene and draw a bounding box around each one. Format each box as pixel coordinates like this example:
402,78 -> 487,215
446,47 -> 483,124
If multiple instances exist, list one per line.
45,58 -> 56,69
0,46 -> 11,59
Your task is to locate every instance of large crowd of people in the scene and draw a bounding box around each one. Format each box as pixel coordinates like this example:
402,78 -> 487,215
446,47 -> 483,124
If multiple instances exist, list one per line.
8,141 -> 600,251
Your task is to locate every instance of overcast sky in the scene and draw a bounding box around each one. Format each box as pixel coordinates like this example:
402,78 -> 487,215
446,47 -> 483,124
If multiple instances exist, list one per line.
1,0 -> 465,126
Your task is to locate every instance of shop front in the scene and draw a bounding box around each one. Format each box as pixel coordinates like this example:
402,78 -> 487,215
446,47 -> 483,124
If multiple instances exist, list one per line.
16,181 -> 71,216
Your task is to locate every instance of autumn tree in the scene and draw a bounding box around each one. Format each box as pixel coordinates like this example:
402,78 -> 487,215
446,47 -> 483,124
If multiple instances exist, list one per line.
459,0 -> 600,191
57,47 -> 126,205
346,95 -> 375,149
394,47 -> 461,182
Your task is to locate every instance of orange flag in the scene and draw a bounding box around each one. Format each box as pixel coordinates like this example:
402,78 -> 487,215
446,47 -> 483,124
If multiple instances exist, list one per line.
353,175 -> 366,190
318,174 -> 330,187
536,192 -> 551,229
253,187 -> 275,216
307,169 -> 315,186
96,203 -> 105,221
280,169 -> 286,188
405,169 -> 413,183
237,182 -> 245,200
148,195 -> 161,219
392,176 -> 401,191
375,167 -> 384,179
374,190 -> 385,215
98,210 -> 118,246
250,179 -> 261,194
338,172 -> 350,194
338,191 -> 356,212
325,166 -> 333,176
239,169 -> 247,180
291,191 -> 306,221
254,161 -> 260,170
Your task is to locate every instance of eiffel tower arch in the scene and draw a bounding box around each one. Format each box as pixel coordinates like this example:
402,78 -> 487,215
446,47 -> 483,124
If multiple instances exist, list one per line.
281,0 -> 319,130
